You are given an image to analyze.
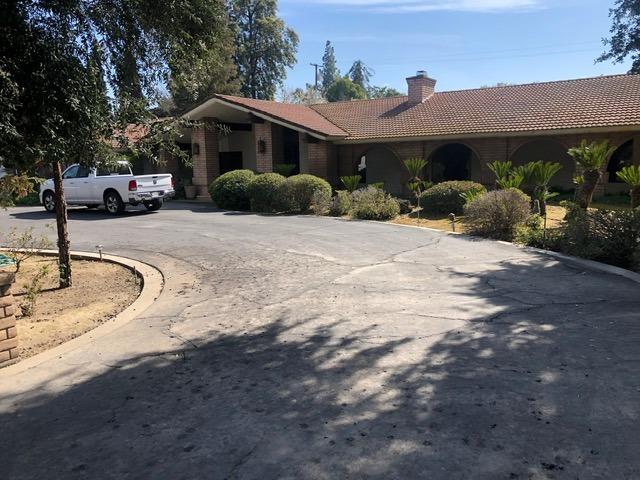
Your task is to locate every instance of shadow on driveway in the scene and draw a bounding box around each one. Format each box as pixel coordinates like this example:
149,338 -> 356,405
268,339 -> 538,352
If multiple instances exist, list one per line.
2,258 -> 639,479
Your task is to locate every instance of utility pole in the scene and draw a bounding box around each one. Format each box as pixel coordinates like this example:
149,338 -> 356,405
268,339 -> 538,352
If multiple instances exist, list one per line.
310,63 -> 320,90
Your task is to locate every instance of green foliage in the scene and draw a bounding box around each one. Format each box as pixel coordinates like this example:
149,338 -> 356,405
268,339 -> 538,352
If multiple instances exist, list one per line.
404,157 -> 428,180
230,0 -> 299,100
497,172 -> 524,190
278,174 -> 332,212
367,86 -> 404,98
351,186 -> 400,220
463,188 -> 532,241
460,189 -> 485,206
321,41 -> 339,93
326,77 -> 367,102
568,140 -> 616,209
348,60 -> 374,90
273,163 -> 297,177
421,181 -> 487,215
617,165 -> 640,186
248,172 -> 286,212
487,161 -> 513,187
598,0 -> 640,73
310,189 -> 332,215
340,175 -> 362,193
0,226 -> 53,273
208,169 -> 255,210
0,175 -> 35,208
555,203 -> 640,271
329,190 -> 352,216
20,262 -> 51,317
529,161 -> 562,215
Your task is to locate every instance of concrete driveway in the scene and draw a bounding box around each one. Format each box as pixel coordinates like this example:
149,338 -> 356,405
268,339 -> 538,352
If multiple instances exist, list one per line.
1,202 -> 639,479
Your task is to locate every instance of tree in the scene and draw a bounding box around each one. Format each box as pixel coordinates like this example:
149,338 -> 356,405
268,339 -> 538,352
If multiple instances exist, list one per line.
616,165 -> 640,208
368,86 -> 404,98
229,0 -> 299,100
348,60 -> 374,90
529,161 -> 562,216
321,41 -> 339,93
325,77 -> 367,102
598,0 -> 640,73
568,140 -> 616,209
404,158 -> 429,221
1,0 -> 228,287
280,85 -> 326,105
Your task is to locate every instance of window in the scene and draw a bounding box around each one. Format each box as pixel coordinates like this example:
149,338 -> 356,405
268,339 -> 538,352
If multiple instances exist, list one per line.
76,166 -> 91,178
96,163 -> 131,176
62,165 -> 79,179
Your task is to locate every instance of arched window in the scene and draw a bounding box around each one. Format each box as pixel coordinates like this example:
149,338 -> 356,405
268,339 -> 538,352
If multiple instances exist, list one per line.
510,138 -> 574,189
429,143 -> 476,183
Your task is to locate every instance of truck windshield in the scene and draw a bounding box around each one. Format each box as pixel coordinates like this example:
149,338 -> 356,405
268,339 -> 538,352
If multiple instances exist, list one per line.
96,164 -> 131,176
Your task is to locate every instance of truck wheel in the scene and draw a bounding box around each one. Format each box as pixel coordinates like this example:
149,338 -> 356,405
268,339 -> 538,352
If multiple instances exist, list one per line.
144,199 -> 163,211
104,191 -> 125,215
42,190 -> 56,213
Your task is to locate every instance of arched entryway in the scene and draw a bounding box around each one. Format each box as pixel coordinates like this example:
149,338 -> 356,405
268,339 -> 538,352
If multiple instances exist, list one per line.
359,146 -> 404,195
606,140 -> 633,183
510,138 -> 574,189
429,143 -> 478,183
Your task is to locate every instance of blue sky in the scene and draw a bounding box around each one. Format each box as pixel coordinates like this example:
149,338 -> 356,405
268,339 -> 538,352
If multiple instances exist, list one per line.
278,0 -> 631,93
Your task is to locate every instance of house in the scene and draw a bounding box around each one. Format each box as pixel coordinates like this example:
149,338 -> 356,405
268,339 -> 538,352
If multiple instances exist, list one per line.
174,71 -> 640,199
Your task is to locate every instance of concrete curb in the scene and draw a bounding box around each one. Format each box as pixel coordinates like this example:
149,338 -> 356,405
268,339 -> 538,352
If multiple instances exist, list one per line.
379,218 -> 640,285
0,249 -> 164,376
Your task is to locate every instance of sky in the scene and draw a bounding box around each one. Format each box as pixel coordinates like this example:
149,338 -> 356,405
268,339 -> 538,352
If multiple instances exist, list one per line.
278,0 -> 632,94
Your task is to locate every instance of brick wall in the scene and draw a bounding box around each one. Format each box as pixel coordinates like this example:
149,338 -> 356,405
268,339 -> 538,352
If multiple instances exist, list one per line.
308,140 -> 339,184
192,118 -> 220,197
254,121 -> 273,173
0,270 -> 17,365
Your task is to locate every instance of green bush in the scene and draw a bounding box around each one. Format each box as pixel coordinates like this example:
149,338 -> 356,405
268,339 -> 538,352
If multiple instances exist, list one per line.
248,173 -> 286,212
463,188 -> 532,241
351,186 -> 400,220
278,174 -> 332,213
556,202 -> 640,270
310,189 -> 332,215
396,198 -> 412,215
421,181 -> 486,215
208,169 -> 255,210
329,190 -> 352,217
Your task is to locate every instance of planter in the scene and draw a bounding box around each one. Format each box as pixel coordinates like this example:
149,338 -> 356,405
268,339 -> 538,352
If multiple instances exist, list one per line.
0,259 -> 18,365
184,185 -> 197,200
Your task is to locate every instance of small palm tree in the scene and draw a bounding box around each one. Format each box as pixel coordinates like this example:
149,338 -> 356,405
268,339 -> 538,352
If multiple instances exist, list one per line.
513,162 -> 538,196
497,172 -> 524,190
567,140 -> 615,209
488,160 -> 513,189
616,165 -> 640,209
340,175 -> 361,193
404,157 -> 428,221
530,161 -> 562,216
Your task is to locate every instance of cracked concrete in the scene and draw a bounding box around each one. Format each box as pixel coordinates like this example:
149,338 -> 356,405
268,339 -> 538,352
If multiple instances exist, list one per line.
1,202 -> 640,479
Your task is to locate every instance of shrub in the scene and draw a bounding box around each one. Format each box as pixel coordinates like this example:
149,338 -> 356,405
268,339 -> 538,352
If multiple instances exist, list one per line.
208,169 -> 255,210
310,189 -> 332,215
463,188 -> 532,241
351,186 -> 400,220
329,190 -> 352,216
248,173 -> 286,212
396,198 -> 412,214
274,163 -> 297,177
421,181 -> 486,215
278,174 -> 332,213
557,203 -> 640,270
340,175 -> 361,193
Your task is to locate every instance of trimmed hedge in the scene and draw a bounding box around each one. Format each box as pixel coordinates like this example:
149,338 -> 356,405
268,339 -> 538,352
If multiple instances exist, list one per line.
463,188 -> 531,241
209,169 -> 255,210
279,174 -> 332,212
248,173 -> 286,212
421,181 -> 486,215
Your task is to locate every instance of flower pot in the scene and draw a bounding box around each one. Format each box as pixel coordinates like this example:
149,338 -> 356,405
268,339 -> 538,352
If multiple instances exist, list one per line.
184,185 -> 197,200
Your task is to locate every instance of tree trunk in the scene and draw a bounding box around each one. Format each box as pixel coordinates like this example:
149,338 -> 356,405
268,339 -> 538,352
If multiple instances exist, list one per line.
52,161 -> 72,288
578,169 -> 601,209
631,187 -> 640,210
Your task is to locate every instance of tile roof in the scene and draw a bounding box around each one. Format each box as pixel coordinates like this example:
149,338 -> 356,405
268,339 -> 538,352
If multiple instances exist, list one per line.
215,94 -> 348,138
310,74 -> 640,140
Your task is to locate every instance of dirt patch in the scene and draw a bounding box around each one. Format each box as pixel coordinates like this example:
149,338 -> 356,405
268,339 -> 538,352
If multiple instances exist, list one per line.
8,256 -> 141,362
389,205 -> 567,233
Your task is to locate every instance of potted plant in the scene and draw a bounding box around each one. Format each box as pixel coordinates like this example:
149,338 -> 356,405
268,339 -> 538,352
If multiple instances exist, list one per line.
183,178 -> 197,200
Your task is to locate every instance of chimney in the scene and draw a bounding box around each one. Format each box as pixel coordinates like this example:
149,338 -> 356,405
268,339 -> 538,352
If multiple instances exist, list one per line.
406,70 -> 436,105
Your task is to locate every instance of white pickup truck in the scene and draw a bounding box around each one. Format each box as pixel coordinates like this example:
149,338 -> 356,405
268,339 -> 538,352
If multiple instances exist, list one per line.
39,161 -> 175,215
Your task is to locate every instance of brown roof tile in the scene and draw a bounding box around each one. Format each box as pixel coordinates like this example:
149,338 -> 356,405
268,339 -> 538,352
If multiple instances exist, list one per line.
215,94 -> 348,138
310,74 -> 640,140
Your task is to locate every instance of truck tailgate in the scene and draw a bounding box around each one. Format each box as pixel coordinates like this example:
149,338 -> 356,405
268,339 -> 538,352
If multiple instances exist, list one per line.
135,174 -> 172,192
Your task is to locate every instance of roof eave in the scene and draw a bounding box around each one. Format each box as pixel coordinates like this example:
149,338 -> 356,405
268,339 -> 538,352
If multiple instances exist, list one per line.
333,125 -> 640,145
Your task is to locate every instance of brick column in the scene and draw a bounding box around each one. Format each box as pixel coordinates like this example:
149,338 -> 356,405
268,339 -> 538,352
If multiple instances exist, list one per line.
0,270 -> 18,365
254,121 -> 274,173
308,140 -> 337,184
192,118 -> 220,198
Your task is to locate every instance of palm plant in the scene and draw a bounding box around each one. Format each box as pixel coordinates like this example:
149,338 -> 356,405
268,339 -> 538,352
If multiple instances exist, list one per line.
487,160 -> 513,189
340,175 -> 362,193
530,161 -> 562,216
497,172 -> 524,190
616,165 -> 640,209
404,157 -> 428,221
513,162 -> 538,196
567,140 -> 615,209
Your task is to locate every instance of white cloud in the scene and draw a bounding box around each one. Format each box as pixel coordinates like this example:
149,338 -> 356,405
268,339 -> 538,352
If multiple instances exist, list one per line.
292,0 -> 545,13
